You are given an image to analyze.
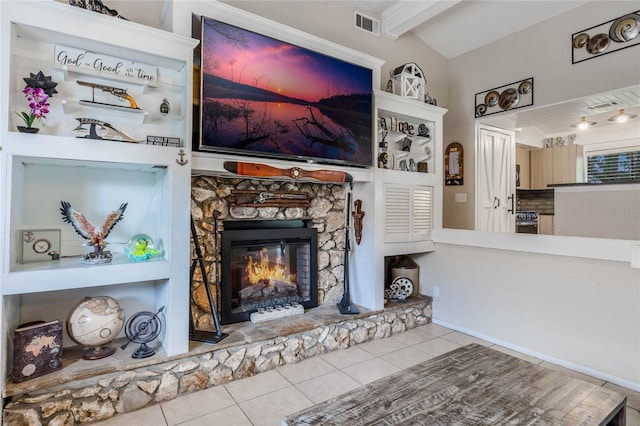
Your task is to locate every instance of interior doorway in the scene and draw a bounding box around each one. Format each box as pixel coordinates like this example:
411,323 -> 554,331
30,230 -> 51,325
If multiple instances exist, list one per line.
475,124 -> 516,232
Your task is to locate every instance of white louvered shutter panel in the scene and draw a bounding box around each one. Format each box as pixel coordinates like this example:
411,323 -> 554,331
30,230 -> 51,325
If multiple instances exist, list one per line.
384,184 -> 412,243
412,185 -> 432,241
384,184 -> 433,243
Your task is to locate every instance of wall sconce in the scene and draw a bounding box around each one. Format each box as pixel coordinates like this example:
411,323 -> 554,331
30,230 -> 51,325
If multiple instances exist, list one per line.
570,115 -> 597,130
607,108 -> 638,123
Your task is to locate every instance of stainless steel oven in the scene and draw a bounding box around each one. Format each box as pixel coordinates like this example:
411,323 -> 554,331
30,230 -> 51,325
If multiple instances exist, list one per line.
515,210 -> 538,234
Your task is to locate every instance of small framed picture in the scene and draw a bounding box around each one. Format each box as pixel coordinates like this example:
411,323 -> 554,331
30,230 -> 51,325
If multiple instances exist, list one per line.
18,229 -> 61,263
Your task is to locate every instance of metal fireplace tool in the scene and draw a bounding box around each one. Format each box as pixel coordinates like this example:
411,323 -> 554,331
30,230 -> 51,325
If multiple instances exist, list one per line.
189,213 -> 228,344
337,187 -> 359,315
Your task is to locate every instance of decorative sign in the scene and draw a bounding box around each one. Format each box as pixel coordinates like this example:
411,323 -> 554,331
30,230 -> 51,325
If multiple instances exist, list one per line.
543,134 -> 576,148
475,78 -> 534,118
572,11 -> 640,64
146,135 -> 181,147
444,142 -> 463,185
54,45 -> 157,85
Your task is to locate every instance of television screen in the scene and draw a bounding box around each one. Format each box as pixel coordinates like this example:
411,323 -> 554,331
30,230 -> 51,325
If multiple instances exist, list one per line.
198,16 -> 373,168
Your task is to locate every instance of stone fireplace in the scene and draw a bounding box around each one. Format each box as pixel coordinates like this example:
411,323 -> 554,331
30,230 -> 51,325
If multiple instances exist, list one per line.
220,219 -> 318,324
191,176 -> 347,330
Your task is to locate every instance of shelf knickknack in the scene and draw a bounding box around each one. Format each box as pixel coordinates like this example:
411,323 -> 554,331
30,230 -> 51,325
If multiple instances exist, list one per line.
54,45 -> 158,86
16,70 -> 57,133
572,10 -> 640,64
475,77 -> 534,118
387,62 -> 426,102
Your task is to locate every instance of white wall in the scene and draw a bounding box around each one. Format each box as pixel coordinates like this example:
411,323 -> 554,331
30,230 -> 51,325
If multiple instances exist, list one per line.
444,1 -> 640,230
420,241 -> 640,390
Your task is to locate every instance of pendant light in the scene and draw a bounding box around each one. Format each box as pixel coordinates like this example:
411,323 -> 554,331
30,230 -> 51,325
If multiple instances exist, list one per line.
607,108 -> 638,123
570,115 -> 597,130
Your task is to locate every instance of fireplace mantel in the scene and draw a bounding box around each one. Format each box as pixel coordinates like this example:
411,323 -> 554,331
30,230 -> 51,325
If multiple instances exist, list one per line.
191,152 -> 375,183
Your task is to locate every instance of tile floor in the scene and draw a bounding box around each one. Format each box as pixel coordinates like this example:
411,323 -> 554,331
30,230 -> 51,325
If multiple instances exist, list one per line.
93,323 -> 640,426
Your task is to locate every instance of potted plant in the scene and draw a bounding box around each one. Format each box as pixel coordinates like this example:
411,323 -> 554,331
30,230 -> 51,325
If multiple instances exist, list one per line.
16,86 -> 50,133
15,71 -> 57,134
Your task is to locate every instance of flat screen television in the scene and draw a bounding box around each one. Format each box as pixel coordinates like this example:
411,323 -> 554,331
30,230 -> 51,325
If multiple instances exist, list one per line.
198,16 -> 373,168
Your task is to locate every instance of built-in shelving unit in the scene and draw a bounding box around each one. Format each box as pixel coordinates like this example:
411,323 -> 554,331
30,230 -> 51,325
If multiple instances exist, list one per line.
351,90 -> 446,310
0,0 -> 198,396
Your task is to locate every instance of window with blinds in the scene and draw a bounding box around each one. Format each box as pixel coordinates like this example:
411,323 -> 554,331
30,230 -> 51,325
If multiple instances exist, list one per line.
587,150 -> 640,183
384,183 -> 433,243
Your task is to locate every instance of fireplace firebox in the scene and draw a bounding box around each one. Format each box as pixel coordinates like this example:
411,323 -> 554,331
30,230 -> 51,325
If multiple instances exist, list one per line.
220,220 -> 318,324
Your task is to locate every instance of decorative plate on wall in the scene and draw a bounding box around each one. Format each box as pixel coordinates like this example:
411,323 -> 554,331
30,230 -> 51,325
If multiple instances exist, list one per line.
571,11 -> 640,64
474,77 -> 534,118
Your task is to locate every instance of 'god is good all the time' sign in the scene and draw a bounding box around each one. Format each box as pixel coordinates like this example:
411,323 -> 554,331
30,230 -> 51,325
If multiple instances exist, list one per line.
54,45 -> 157,85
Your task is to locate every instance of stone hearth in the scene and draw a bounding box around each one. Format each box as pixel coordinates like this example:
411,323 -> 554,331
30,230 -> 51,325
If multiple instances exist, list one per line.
3,297 -> 432,425
191,176 -> 348,330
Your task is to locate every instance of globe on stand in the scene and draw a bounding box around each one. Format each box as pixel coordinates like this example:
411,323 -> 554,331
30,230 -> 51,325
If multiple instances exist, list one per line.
67,296 -> 125,360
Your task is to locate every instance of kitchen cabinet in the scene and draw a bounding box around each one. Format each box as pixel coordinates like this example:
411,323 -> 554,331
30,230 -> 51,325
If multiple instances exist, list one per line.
0,0 -> 198,394
530,147 -> 553,189
516,146 -> 531,189
530,145 -> 584,189
552,145 -> 584,184
538,215 -> 554,235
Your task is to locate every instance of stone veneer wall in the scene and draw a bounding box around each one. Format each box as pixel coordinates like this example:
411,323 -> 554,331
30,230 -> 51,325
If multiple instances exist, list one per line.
3,302 -> 432,425
190,176 -> 348,330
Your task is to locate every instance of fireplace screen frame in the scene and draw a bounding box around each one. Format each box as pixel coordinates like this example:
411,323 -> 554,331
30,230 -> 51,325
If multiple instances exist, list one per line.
220,224 -> 318,324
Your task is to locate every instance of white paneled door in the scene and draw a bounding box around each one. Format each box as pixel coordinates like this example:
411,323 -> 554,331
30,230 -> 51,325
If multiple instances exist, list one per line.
476,125 -> 516,233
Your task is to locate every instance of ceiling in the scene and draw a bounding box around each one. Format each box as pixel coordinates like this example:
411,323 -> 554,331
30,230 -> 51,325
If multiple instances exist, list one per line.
327,0 -> 590,60
483,85 -> 640,135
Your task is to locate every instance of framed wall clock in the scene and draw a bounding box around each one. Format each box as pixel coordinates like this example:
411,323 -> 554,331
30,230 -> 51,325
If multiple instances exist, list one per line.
18,229 -> 61,263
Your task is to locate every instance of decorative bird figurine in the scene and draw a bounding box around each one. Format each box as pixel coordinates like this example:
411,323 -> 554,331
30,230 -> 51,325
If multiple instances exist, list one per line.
60,201 -> 127,263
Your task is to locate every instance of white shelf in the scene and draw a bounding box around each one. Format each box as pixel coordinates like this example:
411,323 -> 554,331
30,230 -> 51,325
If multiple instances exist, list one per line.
2,257 -> 171,295
3,133 -> 184,163
358,90 -> 447,312
1,0 -> 199,378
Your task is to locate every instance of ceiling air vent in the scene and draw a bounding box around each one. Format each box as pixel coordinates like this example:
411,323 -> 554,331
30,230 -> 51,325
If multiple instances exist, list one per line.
355,11 -> 380,36
586,101 -> 621,111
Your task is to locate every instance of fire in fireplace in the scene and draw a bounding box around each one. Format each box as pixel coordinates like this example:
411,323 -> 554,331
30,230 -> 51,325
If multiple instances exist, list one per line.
220,220 -> 318,324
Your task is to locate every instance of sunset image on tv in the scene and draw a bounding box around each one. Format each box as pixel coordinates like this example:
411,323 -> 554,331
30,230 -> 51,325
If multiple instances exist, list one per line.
198,16 -> 373,167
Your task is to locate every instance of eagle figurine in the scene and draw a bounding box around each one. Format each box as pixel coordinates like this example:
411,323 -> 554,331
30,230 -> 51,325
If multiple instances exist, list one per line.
60,201 -> 127,262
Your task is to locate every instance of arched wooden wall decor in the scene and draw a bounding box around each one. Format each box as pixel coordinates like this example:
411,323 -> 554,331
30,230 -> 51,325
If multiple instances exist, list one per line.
444,142 -> 463,185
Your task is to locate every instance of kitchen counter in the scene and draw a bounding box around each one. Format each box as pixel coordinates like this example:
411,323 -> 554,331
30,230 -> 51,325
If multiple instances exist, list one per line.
554,183 -> 640,239
548,181 -> 638,187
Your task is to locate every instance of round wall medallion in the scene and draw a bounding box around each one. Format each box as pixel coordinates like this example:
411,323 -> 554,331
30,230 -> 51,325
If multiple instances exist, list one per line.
586,33 -> 610,54
572,33 -> 589,49
518,81 -> 532,95
609,13 -> 640,43
484,91 -> 499,107
498,88 -> 520,110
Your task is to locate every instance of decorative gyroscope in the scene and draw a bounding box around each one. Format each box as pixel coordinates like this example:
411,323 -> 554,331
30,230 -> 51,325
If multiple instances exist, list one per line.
120,306 -> 164,359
